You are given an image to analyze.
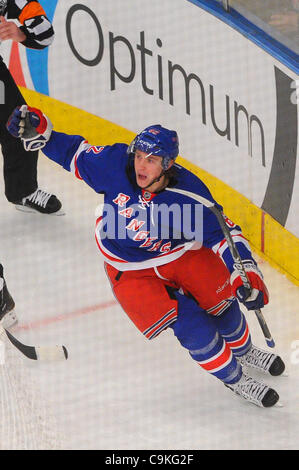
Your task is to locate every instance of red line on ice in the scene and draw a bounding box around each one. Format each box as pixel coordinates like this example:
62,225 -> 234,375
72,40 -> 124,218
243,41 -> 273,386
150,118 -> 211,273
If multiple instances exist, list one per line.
14,299 -> 118,331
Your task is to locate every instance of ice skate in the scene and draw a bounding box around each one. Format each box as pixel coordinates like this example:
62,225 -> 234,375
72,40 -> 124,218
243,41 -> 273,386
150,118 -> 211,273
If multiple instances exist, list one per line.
237,344 -> 285,376
0,277 -> 17,329
14,188 -> 64,215
226,372 -> 279,407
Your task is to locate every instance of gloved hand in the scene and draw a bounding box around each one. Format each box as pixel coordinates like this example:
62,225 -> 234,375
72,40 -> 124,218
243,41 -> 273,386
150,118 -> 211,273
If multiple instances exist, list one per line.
230,260 -> 269,310
6,104 -> 53,151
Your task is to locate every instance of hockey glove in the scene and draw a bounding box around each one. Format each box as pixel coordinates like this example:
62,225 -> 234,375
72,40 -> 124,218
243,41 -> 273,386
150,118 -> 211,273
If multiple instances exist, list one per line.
230,260 -> 269,310
6,105 -> 53,151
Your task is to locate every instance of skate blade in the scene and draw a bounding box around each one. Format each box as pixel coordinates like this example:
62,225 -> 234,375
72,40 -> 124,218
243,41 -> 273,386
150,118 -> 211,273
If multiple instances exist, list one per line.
15,205 -> 65,216
48,208 -> 65,216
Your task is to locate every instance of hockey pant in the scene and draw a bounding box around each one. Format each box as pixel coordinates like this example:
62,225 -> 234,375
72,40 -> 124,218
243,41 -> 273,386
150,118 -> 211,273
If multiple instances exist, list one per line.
0,58 -> 38,202
105,247 -> 251,384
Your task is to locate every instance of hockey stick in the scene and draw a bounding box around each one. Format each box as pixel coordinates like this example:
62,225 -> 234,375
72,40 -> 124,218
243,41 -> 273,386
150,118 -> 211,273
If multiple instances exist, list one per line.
0,325 -> 68,361
165,187 -> 275,348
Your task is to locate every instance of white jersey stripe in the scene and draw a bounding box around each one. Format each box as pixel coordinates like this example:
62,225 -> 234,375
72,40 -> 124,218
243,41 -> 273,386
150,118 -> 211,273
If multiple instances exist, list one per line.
69,140 -> 90,179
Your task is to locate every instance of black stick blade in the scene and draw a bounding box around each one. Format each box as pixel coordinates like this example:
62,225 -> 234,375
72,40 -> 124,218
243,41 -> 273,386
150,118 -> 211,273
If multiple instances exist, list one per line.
5,328 -> 38,359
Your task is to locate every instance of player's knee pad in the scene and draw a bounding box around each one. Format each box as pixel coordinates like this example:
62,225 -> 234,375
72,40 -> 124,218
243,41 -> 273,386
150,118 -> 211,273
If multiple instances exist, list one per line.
169,291 -> 218,353
214,299 -> 242,333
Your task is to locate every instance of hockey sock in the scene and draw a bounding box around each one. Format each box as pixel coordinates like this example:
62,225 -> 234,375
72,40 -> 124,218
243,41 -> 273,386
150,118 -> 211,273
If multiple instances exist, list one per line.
170,292 -> 242,384
212,300 -> 251,357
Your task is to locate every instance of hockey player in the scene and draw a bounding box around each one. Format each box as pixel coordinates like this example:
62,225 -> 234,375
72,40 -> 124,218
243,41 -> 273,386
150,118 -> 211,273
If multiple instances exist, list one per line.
6,105 -> 285,408
0,1 -> 62,214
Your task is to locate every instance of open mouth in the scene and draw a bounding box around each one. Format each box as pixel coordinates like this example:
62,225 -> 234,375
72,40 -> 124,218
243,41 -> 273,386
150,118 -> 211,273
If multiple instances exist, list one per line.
137,174 -> 147,182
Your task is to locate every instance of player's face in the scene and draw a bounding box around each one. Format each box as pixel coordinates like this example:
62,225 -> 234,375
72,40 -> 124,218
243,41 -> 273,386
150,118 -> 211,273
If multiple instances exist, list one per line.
134,150 -> 164,189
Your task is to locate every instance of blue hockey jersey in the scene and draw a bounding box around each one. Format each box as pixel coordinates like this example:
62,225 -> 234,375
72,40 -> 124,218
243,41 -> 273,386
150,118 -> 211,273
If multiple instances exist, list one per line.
42,131 -> 253,272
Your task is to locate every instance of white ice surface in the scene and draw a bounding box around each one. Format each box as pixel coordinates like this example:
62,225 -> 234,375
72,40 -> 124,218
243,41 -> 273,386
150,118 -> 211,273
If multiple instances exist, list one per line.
0,154 -> 298,450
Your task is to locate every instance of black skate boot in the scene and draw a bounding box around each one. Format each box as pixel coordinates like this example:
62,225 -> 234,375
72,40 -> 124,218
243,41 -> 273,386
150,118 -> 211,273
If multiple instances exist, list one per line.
14,188 -> 64,215
0,268 -> 17,329
237,344 -> 285,376
226,372 -> 279,407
